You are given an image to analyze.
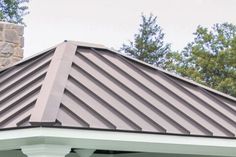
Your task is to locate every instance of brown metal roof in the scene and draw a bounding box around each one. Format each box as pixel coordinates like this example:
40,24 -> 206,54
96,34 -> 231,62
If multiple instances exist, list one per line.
0,41 -> 236,138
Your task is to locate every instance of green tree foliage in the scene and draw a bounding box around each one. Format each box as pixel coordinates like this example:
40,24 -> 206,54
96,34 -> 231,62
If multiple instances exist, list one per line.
120,13 -> 170,67
0,0 -> 29,25
120,13 -> 236,97
169,23 -> 236,97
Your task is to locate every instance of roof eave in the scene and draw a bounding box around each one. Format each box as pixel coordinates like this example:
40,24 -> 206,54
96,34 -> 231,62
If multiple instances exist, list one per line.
0,127 -> 236,157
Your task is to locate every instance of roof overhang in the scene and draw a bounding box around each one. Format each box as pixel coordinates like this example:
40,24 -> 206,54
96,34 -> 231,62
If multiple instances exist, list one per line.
0,127 -> 236,157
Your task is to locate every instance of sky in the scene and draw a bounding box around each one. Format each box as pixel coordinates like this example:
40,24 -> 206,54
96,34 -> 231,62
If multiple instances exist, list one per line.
23,0 -> 236,57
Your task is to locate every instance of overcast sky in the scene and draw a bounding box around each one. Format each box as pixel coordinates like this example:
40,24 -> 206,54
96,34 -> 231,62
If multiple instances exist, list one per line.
23,0 -> 236,57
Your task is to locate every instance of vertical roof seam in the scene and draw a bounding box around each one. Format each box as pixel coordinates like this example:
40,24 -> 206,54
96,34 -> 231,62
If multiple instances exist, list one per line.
108,48 -> 236,102
90,48 -> 190,134
0,50 -> 53,84
63,89 -> 116,129
68,74 -> 142,131
166,74 -> 235,136
199,88 -> 236,114
59,103 -> 90,127
140,64 -> 235,136
0,58 -> 51,93
116,54 -> 214,135
72,60 -> 166,132
0,74 -> 45,104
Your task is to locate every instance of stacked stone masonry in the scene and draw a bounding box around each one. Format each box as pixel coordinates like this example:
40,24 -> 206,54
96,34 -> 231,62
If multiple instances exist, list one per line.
0,22 -> 24,69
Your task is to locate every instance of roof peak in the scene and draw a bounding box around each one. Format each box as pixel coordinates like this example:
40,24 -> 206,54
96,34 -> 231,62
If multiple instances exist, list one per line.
1,41 -> 236,102
0,42 -> 236,138
66,40 -> 107,49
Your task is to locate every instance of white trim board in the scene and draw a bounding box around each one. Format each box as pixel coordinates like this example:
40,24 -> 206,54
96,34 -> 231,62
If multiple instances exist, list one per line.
0,127 -> 236,156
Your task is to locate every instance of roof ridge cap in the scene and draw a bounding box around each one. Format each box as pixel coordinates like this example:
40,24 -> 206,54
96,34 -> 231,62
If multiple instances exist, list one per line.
66,40 -> 107,49
29,42 -> 78,124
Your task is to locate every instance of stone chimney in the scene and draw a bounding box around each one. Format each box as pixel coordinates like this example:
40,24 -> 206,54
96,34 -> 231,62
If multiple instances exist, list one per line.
0,22 -> 24,69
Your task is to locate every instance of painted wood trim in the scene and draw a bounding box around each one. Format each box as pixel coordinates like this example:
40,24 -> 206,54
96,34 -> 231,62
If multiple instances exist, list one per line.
21,144 -> 71,157
0,127 -> 236,156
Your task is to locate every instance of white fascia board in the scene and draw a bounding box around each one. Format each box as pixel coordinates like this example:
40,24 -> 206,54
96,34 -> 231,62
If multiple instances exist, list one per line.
0,127 -> 236,157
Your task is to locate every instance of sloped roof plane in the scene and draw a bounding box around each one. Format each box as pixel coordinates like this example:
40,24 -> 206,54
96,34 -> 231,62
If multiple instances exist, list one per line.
0,41 -> 236,138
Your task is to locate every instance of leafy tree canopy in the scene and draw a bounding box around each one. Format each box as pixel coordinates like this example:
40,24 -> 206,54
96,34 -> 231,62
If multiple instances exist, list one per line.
168,23 -> 236,97
120,13 -> 236,97
120,13 -> 170,68
0,0 -> 29,25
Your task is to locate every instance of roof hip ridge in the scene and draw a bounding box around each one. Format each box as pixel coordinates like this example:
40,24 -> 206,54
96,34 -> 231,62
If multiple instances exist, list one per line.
29,42 -> 78,125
